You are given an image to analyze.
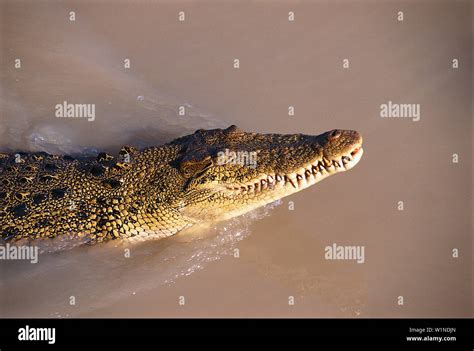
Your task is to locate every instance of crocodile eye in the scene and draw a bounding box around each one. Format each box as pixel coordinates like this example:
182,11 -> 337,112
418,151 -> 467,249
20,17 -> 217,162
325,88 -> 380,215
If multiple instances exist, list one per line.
179,156 -> 212,178
180,164 -> 196,177
329,129 -> 342,140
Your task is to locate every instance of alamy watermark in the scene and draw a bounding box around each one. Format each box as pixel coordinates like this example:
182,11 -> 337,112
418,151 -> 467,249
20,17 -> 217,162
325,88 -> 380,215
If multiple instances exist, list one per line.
18,325 -> 55,344
55,100 -> 95,121
380,100 -> 420,122
324,243 -> 365,264
0,243 -> 38,263
216,148 -> 257,169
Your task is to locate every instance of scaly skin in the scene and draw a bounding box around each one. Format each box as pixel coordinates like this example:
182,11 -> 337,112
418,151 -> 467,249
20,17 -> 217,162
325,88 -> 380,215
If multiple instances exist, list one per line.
0,126 -> 363,244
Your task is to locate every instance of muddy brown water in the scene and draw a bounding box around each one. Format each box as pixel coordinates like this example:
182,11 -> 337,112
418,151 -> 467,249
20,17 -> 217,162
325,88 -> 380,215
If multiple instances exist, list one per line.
0,0 -> 471,317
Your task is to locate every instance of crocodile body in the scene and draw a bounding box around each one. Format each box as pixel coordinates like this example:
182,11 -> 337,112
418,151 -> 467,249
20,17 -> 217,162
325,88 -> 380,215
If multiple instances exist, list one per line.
0,126 -> 363,244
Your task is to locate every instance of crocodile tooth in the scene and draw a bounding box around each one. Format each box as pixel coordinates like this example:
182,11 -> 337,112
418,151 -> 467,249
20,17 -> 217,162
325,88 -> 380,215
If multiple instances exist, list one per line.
267,175 -> 274,183
323,158 -> 332,168
275,174 -> 282,182
342,156 -> 351,163
296,174 -> 303,181
285,175 -> 296,188
305,169 -> 312,178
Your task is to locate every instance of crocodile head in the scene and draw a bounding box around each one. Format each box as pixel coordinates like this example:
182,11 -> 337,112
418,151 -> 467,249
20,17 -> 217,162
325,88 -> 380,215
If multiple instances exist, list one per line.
171,125 -> 363,223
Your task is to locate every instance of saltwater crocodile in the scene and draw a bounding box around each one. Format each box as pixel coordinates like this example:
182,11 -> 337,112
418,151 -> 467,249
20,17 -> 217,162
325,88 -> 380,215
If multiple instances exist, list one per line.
0,126 -> 363,244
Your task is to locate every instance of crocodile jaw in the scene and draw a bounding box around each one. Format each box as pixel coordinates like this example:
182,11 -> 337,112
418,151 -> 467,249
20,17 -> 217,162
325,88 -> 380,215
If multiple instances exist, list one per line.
180,135 -> 363,223
215,147 -> 363,220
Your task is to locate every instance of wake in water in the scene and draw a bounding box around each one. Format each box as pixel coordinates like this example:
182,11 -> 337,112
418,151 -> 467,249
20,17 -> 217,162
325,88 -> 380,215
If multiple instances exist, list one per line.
157,199 -> 282,285
0,1 -> 228,155
0,199 -> 281,317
